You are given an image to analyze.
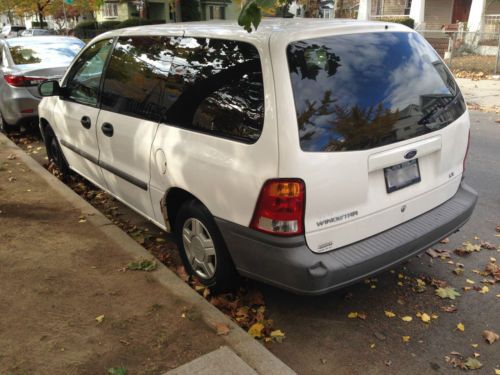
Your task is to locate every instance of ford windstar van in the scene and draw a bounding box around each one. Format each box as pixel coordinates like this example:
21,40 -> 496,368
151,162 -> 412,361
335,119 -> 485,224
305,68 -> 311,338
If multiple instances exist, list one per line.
38,19 -> 477,294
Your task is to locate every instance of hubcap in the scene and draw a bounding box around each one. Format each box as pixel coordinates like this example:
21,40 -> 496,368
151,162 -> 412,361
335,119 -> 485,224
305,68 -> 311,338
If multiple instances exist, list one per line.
182,218 -> 216,280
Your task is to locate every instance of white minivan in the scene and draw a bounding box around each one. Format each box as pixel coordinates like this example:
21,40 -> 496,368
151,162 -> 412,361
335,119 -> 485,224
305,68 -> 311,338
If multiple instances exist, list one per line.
38,19 -> 477,295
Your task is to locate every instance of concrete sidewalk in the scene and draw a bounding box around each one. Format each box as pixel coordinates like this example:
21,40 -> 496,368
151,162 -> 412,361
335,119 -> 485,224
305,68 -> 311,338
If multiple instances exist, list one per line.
0,134 -> 295,375
456,78 -> 500,113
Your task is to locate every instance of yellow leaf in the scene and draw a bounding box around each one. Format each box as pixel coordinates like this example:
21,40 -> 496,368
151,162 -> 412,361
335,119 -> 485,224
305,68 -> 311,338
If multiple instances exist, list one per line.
397,281 -> 403,286
431,314 -> 439,320
398,273 -> 404,279
402,335 -> 410,343
466,279 -> 475,284
495,369 -> 500,375
421,313 -> 431,323
480,286 -> 490,294
95,315 -> 105,324
402,316 -> 413,322
270,329 -> 285,338
370,343 -> 376,348
496,294 -> 500,298
490,257 -> 496,263
457,323 -> 465,332
347,312 -> 358,319
248,323 -> 265,338
385,310 -> 396,318
471,343 -> 479,348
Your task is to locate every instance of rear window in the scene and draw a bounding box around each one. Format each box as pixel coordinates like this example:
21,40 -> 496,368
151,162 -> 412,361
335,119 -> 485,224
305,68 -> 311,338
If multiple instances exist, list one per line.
287,32 -> 466,152
8,39 -> 83,66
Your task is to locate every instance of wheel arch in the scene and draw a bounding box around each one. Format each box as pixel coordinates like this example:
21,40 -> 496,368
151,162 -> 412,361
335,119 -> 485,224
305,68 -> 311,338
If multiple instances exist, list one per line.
161,187 -> 209,232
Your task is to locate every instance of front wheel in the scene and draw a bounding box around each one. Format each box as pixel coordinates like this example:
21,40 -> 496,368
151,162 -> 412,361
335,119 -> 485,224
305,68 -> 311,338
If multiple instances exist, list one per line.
43,125 -> 70,178
174,200 -> 239,293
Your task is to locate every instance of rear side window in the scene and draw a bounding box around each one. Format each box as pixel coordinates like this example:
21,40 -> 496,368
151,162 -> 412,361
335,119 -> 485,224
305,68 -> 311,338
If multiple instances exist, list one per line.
287,32 -> 466,152
8,39 -> 84,66
163,37 -> 264,143
101,36 -> 175,122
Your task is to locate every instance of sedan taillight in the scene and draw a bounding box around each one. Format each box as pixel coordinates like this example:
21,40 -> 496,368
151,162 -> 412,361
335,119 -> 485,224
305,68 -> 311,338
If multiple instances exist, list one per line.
4,74 -> 47,87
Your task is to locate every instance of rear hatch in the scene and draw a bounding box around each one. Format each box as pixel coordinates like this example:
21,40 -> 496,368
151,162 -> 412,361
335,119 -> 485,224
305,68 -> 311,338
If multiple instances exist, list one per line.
280,29 -> 469,253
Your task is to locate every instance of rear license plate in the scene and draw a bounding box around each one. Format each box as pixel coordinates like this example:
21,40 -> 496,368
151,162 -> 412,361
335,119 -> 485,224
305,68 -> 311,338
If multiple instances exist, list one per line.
384,159 -> 421,193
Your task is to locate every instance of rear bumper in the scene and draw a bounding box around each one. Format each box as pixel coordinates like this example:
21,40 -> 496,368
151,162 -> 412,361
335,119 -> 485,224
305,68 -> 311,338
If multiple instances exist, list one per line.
1,87 -> 40,126
216,182 -> 478,295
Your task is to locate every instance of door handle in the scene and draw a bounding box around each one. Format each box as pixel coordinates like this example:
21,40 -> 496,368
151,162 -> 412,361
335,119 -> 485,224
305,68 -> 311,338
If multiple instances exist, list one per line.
101,122 -> 114,137
80,116 -> 91,129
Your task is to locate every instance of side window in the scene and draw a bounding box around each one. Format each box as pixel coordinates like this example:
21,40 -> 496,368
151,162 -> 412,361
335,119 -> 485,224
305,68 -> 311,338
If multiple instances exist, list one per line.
65,39 -> 113,107
101,36 -> 174,122
164,37 -> 264,143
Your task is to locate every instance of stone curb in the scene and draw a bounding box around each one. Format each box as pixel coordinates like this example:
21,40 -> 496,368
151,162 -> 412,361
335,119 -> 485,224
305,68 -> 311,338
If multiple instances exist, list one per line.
0,133 -> 296,375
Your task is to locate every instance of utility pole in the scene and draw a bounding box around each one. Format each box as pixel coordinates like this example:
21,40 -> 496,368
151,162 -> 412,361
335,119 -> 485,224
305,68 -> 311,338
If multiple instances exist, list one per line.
62,0 -> 68,34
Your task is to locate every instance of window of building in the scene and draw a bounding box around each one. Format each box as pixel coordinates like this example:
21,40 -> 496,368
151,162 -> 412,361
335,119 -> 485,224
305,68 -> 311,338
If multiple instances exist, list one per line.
208,5 -> 225,20
103,2 -> 118,18
404,0 -> 412,15
162,37 -> 264,143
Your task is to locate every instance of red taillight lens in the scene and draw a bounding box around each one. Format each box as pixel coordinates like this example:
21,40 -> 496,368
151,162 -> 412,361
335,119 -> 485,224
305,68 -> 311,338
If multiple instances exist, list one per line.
250,179 -> 305,236
463,129 -> 471,175
4,74 -> 46,87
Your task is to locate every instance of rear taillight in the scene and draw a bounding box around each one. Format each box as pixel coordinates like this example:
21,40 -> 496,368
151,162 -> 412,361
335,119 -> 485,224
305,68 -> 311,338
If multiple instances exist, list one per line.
3,74 -> 46,87
463,129 -> 471,175
250,179 -> 305,236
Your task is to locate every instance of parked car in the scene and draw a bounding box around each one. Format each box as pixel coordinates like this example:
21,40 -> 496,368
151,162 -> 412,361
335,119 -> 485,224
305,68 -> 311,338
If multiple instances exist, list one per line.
0,36 -> 84,131
20,28 -> 55,37
1,25 -> 26,39
38,20 -> 477,294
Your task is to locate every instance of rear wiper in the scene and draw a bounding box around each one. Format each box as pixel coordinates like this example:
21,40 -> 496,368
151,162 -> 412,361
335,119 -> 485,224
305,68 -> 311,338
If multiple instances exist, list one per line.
417,95 -> 456,126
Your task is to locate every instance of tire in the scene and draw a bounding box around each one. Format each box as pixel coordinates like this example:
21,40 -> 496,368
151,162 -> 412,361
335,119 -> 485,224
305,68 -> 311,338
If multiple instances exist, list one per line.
174,199 -> 239,293
0,112 -> 18,133
43,125 -> 70,178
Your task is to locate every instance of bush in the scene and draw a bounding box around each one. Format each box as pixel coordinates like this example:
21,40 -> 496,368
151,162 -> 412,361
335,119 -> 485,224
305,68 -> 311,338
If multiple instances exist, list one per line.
99,20 -> 121,30
378,17 -> 415,29
181,0 -> 201,21
116,18 -> 163,29
31,21 -> 48,28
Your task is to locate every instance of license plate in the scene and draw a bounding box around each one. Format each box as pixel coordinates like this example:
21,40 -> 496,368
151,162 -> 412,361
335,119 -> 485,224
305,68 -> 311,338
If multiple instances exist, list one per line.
384,159 -> 421,193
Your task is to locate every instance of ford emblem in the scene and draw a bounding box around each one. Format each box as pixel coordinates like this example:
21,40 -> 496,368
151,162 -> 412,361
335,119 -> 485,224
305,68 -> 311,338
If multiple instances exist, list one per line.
404,149 -> 417,159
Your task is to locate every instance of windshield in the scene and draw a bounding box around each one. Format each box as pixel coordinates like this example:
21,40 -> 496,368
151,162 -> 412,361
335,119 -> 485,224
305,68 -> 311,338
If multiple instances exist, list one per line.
287,32 -> 466,152
8,39 -> 84,67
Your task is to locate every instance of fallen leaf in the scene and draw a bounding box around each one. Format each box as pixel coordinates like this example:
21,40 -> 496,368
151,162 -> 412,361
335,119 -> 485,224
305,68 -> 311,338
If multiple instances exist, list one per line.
427,248 -> 451,258
453,268 -> 464,275
464,357 -> 482,370
471,343 -> 478,348
95,315 -> 105,324
374,332 -> 386,341
431,278 -> 448,288
402,335 -> 410,343
248,323 -> 264,338
347,312 -> 358,319
401,316 -> 413,322
457,323 -> 465,332
441,305 -> 458,313
214,323 -> 230,336
481,241 -> 496,250
357,312 -> 368,320
479,286 -> 489,294
435,287 -> 461,300
495,369 -> 500,375
482,330 -> 499,344
385,310 -> 396,318
440,237 -> 450,244
421,313 -> 431,323
370,343 -> 376,348
466,279 -> 475,284
463,241 -> 482,252
7,154 -> 16,160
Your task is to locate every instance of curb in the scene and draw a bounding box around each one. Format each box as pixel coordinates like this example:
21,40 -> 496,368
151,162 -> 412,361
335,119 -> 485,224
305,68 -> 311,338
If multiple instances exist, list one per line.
0,133 -> 296,375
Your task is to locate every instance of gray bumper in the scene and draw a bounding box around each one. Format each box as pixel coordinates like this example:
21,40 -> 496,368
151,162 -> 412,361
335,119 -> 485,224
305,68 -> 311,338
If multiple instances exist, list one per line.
216,182 -> 478,295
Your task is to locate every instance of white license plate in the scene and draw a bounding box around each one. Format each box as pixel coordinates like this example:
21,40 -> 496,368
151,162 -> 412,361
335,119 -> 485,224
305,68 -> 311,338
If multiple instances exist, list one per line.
384,159 -> 421,193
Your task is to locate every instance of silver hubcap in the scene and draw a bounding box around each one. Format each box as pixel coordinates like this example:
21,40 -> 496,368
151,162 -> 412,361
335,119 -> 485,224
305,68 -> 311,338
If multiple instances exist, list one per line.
182,218 -> 216,279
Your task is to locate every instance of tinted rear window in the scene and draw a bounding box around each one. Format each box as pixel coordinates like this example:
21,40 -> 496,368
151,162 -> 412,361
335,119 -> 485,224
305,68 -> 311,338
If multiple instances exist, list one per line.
287,32 -> 466,152
9,39 -> 83,66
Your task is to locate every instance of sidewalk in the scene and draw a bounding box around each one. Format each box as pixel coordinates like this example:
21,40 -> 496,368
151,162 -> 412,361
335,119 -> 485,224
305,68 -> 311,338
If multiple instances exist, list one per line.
456,78 -> 500,113
0,134 -> 295,375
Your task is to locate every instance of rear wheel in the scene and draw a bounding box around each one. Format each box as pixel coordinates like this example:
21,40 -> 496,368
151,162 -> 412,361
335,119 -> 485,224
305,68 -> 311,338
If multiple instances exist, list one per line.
43,125 -> 70,178
174,200 -> 239,293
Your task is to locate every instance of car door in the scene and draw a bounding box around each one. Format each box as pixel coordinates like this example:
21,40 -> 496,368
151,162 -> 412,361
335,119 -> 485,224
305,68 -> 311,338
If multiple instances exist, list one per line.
52,38 -> 114,189
96,35 -> 176,219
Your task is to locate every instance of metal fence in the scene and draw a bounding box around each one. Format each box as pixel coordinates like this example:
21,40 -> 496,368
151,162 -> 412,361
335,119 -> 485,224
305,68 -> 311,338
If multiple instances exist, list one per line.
418,30 -> 500,75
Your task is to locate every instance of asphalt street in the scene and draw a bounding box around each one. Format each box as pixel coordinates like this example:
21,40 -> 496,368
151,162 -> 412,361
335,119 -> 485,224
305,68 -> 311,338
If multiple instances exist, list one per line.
7,110 -> 500,374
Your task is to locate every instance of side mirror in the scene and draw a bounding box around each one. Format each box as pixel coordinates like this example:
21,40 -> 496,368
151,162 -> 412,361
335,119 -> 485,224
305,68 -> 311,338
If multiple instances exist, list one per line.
38,80 -> 61,97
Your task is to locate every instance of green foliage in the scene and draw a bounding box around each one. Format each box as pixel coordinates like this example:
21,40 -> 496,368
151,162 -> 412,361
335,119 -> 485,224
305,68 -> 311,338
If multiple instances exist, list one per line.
74,20 -> 98,31
31,21 -> 48,28
181,0 -> 201,21
126,259 -> 158,272
117,18 -> 164,29
377,17 -> 415,29
99,20 -> 121,30
238,0 -> 276,32
108,367 -> 127,375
